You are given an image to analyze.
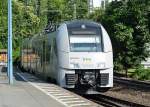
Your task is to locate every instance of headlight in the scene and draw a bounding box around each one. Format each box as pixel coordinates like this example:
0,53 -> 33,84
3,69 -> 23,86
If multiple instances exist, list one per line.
70,63 -> 79,68
70,63 -> 74,68
97,63 -> 105,68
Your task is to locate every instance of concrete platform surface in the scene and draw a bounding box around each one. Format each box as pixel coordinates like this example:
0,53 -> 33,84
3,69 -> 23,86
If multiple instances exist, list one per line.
0,69 -> 65,107
0,66 -> 101,107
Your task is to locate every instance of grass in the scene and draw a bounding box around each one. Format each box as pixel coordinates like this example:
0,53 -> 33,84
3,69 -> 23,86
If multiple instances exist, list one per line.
130,68 -> 150,80
116,68 -> 150,81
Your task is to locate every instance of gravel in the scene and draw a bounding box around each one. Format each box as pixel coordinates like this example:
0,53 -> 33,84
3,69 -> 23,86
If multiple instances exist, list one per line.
102,84 -> 150,106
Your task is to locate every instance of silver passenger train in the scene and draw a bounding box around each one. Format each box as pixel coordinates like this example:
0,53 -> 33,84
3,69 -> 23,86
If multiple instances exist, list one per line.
21,20 -> 113,91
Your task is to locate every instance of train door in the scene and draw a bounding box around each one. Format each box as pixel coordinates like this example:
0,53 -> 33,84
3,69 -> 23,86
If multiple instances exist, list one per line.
45,40 -> 50,78
42,40 -> 46,78
35,40 -> 41,75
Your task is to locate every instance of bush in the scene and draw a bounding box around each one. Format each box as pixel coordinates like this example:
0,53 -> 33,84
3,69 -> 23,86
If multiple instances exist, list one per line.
131,68 -> 150,80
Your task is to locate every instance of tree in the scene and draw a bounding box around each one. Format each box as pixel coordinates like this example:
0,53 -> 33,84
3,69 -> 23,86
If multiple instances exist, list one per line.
0,0 -> 89,60
13,0 -> 40,39
0,0 -> 8,48
47,0 -> 63,24
88,9 -> 105,22
90,0 -> 150,73
0,0 -> 40,59
101,0 -> 150,74
113,23 -> 134,76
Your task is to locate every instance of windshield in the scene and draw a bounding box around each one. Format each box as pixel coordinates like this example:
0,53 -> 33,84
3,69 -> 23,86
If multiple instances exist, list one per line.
70,43 -> 101,52
70,35 -> 102,52
68,29 -> 103,52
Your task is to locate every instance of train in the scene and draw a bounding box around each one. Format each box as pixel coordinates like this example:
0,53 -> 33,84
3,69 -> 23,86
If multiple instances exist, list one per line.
20,20 -> 113,91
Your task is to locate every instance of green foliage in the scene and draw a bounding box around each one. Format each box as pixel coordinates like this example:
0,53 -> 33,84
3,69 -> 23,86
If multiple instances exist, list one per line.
0,0 -> 8,48
0,0 -> 40,49
0,0 -> 88,60
101,0 -> 150,72
76,0 -> 88,19
13,0 -> 40,39
0,0 -> 40,60
88,9 -> 105,22
47,0 -> 65,23
88,0 -> 150,73
113,23 -> 135,70
131,67 -> 150,80
1,0 -> 150,69
13,47 -> 20,60
46,0 -> 88,24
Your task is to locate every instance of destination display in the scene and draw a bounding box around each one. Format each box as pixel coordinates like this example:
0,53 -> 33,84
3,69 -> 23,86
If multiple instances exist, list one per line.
71,30 -> 97,35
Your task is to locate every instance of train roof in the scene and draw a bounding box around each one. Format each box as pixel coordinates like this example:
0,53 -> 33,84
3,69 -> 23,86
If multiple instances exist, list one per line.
64,20 -> 101,28
27,20 -> 102,41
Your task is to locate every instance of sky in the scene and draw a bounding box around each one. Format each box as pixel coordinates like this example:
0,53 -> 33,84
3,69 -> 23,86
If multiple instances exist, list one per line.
92,0 -> 114,8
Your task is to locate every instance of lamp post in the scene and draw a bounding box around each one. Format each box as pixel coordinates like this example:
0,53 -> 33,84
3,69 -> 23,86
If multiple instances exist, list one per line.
8,0 -> 13,84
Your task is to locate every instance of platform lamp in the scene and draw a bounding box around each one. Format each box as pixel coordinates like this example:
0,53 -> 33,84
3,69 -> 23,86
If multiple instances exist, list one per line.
8,0 -> 13,84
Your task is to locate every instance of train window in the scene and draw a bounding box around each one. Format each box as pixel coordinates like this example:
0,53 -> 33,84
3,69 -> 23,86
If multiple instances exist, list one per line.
68,23 -> 103,52
69,35 -> 102,52
70,43 -> 102,52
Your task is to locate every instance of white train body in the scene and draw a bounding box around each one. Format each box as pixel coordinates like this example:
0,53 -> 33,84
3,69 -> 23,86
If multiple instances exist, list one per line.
21,21 -> 113,90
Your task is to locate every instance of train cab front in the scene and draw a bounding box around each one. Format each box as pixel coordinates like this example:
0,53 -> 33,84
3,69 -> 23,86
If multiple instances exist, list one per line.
56,21 -> 113,90
69,53 -> 113,90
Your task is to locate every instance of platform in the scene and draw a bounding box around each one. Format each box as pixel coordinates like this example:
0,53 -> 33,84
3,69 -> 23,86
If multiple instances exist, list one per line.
0,67 -> 100,107
0,68 -> 65,107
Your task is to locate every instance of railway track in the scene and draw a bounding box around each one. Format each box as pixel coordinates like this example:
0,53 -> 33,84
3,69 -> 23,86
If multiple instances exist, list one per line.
114,76 -> 150,91
75,76 -> 150,107
83,94 -> 149,107
18,67 -> 150,107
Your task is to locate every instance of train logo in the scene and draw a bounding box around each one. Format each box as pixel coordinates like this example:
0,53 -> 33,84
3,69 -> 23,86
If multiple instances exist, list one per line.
83,58 -> 91,64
